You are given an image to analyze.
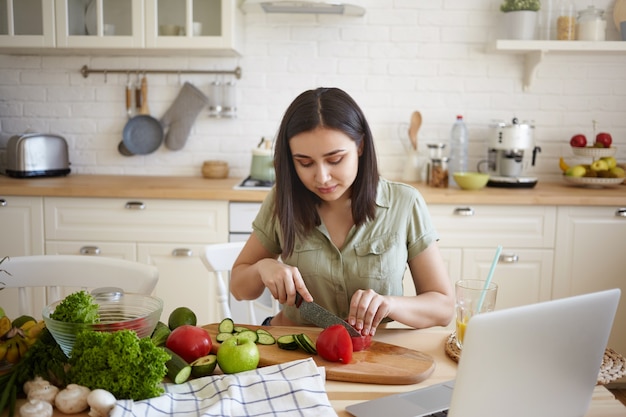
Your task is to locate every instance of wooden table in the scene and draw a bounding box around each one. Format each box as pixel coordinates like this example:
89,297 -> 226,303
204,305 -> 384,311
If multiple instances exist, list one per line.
5,328 -> 626,416
328,328 -> 626,417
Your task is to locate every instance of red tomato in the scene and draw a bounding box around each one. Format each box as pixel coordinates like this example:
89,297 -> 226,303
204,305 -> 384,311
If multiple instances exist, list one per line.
316,325 -> 353,364
569,134 -> 587,148
351,334 -> 372,352
165,325 -> 212,363
595,132 -> 612,148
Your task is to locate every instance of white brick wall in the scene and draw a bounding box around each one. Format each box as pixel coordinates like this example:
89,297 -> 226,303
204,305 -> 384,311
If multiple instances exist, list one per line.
1,0 -> 625,182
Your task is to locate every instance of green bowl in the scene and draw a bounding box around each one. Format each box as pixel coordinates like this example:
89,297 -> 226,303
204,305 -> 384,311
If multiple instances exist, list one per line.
453,172 -> 490,190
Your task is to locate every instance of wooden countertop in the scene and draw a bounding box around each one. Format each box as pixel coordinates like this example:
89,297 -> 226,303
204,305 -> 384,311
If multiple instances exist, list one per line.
0,174 -> 625,206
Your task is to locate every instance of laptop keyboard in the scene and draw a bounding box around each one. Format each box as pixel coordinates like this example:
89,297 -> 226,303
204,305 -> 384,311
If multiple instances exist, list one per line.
424,410 -> 448,417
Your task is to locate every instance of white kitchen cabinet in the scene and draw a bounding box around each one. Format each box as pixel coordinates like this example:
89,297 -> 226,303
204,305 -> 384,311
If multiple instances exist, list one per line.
0,0 -> 55,48
44,196 -> 229,325
0,196 -> 45,318
429,204 -> 556,308
553,206 -> 626,359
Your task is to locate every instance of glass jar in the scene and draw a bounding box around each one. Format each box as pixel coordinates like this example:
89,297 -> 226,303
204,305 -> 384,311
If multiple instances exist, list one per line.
556,0 -> 576,40
576,6 -> 606,41
427,157 -> 449,188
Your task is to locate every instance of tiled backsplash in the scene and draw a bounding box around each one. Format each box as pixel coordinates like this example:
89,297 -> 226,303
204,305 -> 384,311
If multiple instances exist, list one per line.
0,0 -> 625,183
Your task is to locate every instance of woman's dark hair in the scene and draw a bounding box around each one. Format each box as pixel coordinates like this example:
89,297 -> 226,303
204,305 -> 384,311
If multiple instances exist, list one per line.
273,87 -> 379,257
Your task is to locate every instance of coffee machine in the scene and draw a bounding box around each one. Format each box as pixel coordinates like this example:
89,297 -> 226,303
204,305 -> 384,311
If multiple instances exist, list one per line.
479,118 -> 541,188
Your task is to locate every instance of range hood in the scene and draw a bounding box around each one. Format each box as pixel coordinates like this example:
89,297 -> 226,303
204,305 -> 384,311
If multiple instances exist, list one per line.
242,1 -> 366,16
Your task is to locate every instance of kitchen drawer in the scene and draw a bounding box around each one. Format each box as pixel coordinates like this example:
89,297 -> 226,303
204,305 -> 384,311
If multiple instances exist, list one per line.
429,205 -> 557,249
45,241 -> 137,260
44,197 -> 228,243
229,202 -> 262,233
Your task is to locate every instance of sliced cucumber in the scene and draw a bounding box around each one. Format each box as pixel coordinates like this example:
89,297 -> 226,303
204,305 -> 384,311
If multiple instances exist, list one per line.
191,354 -> 218,377
163,347 -> 192,384
256,330 -> 276,345
233,326 -> 251,333
216,332 -> 234,343
295,333 -> 317,354
218,318 -> 234,334
277,335 -> 298,350
236,330 -> 258,343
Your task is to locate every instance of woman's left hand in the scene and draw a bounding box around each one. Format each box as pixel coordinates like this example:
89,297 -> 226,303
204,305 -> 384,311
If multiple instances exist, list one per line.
347,289 -> 390,336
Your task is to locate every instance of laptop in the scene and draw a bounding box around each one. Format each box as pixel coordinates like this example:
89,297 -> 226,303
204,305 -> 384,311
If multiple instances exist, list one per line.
346,289 -> 621,417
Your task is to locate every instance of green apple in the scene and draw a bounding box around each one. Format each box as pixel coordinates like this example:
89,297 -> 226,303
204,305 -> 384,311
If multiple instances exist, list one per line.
590,159 -> 609,172
601,156 -> 617,170
216,335 -> 260,374
565,165 -> 586,177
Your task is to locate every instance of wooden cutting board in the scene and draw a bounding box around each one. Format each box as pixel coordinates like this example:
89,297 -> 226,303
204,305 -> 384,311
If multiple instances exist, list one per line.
203,323 -> 435,385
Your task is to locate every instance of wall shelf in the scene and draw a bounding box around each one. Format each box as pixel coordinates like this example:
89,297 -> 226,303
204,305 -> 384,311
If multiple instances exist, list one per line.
489,40 -> 626,91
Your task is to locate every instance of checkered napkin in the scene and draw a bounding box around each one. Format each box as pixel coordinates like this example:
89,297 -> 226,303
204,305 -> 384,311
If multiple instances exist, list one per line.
111,358 -> 337,417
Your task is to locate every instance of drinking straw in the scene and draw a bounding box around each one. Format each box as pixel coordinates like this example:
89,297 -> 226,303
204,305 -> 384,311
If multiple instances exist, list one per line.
477,245 -> 502,312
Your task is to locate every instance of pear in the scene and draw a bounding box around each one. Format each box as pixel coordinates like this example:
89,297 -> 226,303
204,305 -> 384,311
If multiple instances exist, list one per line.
601,157 -> 617,170
609,166 -> 625,178
565,165 -> 586,177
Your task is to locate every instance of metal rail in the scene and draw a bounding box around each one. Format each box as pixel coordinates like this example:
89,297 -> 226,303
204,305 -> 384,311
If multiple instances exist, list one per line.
80,65 -> 242,79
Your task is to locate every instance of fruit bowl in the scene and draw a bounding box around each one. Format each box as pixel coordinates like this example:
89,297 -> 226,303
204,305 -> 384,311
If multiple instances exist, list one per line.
570,146 -> 617,158
43,293 -> 163,357
453,172 -> 490,190
563,176 -> 624,188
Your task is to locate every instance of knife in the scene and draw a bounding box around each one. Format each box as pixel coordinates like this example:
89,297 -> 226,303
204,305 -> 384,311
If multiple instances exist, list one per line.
295,293 -> 361,337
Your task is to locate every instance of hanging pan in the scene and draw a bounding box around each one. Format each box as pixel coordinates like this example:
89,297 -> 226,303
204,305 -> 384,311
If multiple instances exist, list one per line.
119,75 -> 163,156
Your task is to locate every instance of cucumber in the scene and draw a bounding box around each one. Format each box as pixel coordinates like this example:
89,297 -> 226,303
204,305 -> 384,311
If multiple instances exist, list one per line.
191,354 -> 218,377
218,318 -> 235,334
277,335 -> 298,350
233,326 -> 251,333
256,330 -> 276,345
236,330 -> 258,343
163,347 -> 192,384
216,332 -> 234,343
295,333 -> 317,355
150,321 -> 171,346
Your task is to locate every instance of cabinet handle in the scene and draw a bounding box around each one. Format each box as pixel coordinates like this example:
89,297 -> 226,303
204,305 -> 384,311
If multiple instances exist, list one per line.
0,199 -> 6,207
615,208 -> 626,218
172,248 -> 193,257
499,253 -> 519,263
453,207 -> 474,216
80,246 -> 101,255
125,201 -> 146,210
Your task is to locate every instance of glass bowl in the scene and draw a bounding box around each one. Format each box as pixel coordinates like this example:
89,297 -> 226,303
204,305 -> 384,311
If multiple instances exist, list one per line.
43,293 -> 163,357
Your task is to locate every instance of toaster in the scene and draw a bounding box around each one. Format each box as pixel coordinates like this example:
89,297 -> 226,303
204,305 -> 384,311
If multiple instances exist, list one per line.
3,133 -> 71,178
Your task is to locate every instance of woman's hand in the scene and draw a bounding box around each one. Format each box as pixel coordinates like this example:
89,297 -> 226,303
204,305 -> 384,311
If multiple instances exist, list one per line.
348,289 -> 390,336
257,259 -> 313,306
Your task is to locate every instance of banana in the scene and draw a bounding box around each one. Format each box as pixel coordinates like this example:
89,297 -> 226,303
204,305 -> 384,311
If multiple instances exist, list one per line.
559,157 -> 570,172
5,340 -> 19,364
0,340 -> 8,362
0,316 -> 11,338
16,337 -> 28,359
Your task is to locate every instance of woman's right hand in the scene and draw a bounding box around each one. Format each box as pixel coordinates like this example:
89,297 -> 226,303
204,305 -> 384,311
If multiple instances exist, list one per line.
257,259 -> 313,306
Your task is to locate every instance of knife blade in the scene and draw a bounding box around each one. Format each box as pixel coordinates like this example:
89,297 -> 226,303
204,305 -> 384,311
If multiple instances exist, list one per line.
295,293 -> 361,337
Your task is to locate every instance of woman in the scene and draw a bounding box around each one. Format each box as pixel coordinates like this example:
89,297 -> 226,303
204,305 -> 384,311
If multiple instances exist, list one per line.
231,87 -> 454,336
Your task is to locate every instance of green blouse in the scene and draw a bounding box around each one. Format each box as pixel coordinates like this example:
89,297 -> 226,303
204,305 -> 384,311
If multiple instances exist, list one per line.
252,177 -> 439,325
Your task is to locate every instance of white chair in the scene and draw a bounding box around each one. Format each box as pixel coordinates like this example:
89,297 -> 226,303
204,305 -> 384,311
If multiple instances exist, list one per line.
201,242 -> 280,325
0,255 -> 159,318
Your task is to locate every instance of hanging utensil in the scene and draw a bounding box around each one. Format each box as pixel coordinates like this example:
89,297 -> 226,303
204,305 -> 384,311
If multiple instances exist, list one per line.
408,111 -> 422,151
119,75 -> 164,156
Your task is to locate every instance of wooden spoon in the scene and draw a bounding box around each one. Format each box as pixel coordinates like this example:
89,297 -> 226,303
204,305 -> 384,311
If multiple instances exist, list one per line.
408,111 -> 422,151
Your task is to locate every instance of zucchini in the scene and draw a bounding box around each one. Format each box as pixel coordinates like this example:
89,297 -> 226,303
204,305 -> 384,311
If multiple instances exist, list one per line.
256,330 -> 276,345
218,318 -> 235,334
163,347 -> 192,384
216,332 -> 234,343
295,333 -> 317,355
277,335 -> 298,350
150,321 -> 171,346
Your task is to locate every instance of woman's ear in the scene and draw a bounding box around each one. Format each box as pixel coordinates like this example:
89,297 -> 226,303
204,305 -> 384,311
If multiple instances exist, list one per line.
358,139 -> 364,156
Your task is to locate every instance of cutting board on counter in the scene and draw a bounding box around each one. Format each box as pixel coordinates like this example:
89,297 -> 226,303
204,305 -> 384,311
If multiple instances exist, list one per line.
203,323 -> 435,385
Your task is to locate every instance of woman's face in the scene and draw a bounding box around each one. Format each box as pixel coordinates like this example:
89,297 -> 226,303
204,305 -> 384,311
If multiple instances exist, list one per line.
289,127 -> 361,203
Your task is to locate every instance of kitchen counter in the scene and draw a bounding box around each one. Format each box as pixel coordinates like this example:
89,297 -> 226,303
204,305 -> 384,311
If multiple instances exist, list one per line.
4,328 -> 625,417
0,174 -> 624,206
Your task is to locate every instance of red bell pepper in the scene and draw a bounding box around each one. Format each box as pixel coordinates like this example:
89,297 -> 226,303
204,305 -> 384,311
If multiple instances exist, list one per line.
316,324 -> 353,364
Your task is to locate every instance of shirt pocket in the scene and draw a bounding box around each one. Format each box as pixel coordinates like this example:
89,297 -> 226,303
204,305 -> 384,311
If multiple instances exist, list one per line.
290,240 -> 324,279
355,233 -> 401,281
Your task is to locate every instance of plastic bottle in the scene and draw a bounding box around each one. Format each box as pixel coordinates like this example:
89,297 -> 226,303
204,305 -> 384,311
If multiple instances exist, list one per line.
449,115 -> 469,187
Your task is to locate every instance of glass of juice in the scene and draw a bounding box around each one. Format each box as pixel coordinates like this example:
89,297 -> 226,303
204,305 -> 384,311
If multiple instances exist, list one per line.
455,279 -> 498,349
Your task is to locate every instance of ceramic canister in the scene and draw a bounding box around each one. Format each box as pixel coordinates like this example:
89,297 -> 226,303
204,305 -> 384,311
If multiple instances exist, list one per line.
250,148 -> 275,182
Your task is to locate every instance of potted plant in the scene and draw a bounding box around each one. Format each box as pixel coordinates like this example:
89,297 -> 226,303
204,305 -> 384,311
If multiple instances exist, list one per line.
499,0 -> 541,40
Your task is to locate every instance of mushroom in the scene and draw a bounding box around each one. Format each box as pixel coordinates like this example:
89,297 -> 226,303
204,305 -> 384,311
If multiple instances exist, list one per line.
54,384 -> 91,414
87,389 -> 117,417
23,376 -> 52,396
26,378 -> 59,405
19,398 -> 53,417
